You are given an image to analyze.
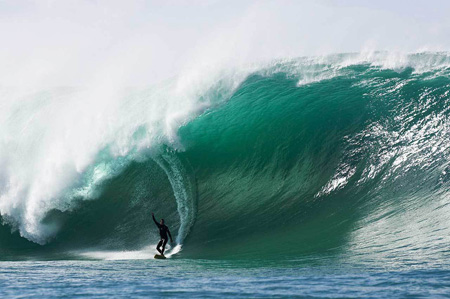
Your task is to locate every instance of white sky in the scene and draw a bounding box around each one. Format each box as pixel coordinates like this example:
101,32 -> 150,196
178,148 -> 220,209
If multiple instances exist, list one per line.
1,0 -> 449,86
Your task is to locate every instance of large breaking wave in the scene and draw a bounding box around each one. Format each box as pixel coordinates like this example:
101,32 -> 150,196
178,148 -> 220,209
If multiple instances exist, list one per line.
1,52 -> 450,262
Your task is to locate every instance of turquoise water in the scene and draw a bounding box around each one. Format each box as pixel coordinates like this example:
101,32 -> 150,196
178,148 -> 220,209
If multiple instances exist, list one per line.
1,53 -> 450,297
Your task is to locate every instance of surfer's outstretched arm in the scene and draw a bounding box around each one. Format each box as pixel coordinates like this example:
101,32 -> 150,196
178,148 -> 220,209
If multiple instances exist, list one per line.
152,213 -> 160,227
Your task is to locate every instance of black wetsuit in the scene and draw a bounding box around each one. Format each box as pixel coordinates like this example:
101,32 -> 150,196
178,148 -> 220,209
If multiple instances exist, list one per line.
152,215 -> 172,255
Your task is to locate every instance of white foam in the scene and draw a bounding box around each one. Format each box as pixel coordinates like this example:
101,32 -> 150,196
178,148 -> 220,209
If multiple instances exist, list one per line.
77,244 -> 182,260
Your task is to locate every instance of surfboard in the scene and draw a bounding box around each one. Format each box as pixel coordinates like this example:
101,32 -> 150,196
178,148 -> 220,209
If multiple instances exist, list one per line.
154,254 -> 166,259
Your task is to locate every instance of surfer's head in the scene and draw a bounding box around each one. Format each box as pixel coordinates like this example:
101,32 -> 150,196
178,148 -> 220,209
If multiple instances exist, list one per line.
160,219 -> 165,225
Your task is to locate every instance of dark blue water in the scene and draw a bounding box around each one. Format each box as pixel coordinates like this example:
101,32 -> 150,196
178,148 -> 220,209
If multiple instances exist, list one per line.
1,260 -> 449,298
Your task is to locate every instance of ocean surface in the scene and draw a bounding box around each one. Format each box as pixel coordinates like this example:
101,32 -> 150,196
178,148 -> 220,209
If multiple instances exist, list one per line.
1,260 -> 449,298
1,52 -> 450,297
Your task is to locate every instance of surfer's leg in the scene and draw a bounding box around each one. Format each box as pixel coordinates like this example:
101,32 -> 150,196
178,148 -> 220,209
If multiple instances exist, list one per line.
161,238 -> 168,254
156,239 -> 163,254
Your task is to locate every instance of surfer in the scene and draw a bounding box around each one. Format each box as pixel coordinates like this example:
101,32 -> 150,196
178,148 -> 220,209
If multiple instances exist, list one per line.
152,212 -> 173,256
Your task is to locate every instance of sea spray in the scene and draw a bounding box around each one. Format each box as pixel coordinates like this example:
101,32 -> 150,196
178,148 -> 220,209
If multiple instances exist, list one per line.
153,147 -> 197,246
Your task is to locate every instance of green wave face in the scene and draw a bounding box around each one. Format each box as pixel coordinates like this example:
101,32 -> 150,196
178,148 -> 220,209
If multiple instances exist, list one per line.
178,61 -> 450,260
1,53 -> 450,262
